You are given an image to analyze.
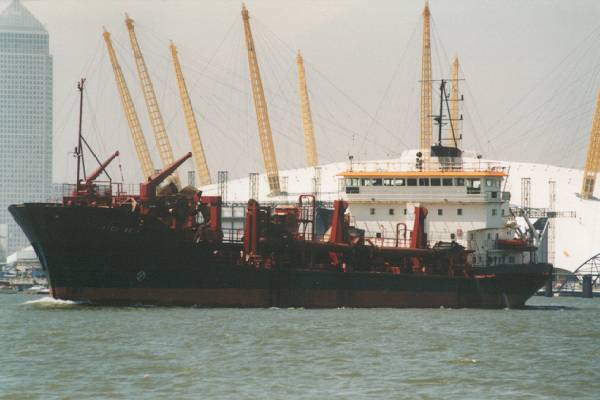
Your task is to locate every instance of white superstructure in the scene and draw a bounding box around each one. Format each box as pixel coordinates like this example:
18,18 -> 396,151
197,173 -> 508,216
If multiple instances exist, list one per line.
337,153 -> 509,246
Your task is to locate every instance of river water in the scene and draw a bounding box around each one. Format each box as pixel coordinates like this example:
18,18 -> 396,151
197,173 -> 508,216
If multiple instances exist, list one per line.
0,294 -> 598,399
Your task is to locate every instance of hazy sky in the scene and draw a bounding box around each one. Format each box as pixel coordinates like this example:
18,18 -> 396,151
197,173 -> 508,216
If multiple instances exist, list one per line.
8,0 -> 600,183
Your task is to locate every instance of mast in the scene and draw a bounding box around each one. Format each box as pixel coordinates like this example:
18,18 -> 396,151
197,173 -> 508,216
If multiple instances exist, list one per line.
125,14 -> 180,188
420,1 -> 433,155
581,89 -> 600,199
435,80 -> 445,146
241,4 -> 281,194
170,41 -> 212,186
103,28 -> 155,180
75,78 -> 86,191
296,50 -> 318,167
431,79 -> 461,158
449,56 -> 459,146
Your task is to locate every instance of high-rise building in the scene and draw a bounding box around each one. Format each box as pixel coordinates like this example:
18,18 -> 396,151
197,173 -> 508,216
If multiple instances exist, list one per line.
0,0 -> 52,259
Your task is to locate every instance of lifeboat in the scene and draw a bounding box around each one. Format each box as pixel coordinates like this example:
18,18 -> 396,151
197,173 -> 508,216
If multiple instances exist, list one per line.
497,238 -> 532,250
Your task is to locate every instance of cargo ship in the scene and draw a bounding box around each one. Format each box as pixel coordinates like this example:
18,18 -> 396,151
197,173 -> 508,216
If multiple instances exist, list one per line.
9,3 -> 554,308
8,157 -> 551,308
8,76 -> 552,308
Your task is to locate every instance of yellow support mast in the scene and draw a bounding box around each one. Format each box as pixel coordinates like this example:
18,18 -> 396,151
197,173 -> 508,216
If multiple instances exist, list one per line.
241,4 -> 281,194
170,42 -> 212,186
102,28 -> 155,180
125,14 -> 180,188
581,89 -> 600,199
449,56 -> 459,147
420,1 -> 433,155
296,50 -> 318,167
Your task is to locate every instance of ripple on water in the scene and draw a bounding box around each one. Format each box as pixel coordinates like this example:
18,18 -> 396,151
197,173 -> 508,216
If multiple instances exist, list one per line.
1,295 -> 599,399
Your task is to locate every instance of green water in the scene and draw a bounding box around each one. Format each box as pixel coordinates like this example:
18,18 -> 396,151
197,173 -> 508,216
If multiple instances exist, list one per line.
0,295 -> 599,399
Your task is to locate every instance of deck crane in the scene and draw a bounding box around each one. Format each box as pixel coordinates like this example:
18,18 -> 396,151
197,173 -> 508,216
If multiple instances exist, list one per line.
102,28 -> 155,181
125,14 -> 180,188
581,89 -> 600,199
420,1 -> 433,156
241,4 -> 281,194
449,56 -> 460,146
296,50 -> 318,167
170,41 -> 212,186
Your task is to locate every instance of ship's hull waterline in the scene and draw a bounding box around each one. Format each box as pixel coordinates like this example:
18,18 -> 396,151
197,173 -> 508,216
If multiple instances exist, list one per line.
9,203 -> 551,309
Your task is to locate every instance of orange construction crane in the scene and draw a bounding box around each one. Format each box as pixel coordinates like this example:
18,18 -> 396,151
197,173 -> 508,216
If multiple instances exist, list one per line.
125,14 -> 180,188
296,50 -> 318,167
102,28 -> 155,180
420,1 -> 432,155
170,42 -> 212,186
581,89 -> 600,199
449,56 -> 460,147
241,4 -> 281,194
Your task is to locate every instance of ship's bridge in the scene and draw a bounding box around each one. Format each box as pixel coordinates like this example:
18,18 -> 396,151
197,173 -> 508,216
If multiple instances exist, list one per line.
338,160 -> 508,204
336,159 -> 510,246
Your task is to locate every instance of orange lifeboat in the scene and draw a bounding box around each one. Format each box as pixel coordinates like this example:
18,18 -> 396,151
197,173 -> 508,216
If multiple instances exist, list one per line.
497,239 -> 531,250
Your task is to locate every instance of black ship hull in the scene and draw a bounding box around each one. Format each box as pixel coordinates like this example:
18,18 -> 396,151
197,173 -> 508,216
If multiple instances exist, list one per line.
9,203 -> 551,308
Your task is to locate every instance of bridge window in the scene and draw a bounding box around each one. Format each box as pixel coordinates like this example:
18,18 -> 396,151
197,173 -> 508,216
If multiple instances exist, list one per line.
466,178 -> 481,194
438,209 -> 443,216
455,178 -> 465,186
361,179 -> 372,186
394,178 -> 405,186
403,208 -> 407,215
419,178 -> 429,186
372,178 -> 382,186
370,208 -> 375,215
486,178 -> 499,187
383,178 -> 393,186
491,191 -> 498,198
407,178 -> 417,186
492,209 -> 497,216
457,208 -> 463,216
389,208 -> 394,215
442,178 -> 453,186
431,178 -> 441,186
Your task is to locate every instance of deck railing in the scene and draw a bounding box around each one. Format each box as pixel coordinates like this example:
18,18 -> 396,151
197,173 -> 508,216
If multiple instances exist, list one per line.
345,160 -> 507,174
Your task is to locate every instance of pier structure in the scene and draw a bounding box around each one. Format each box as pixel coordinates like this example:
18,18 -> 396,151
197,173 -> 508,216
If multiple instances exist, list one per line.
554,253 -> 600,297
